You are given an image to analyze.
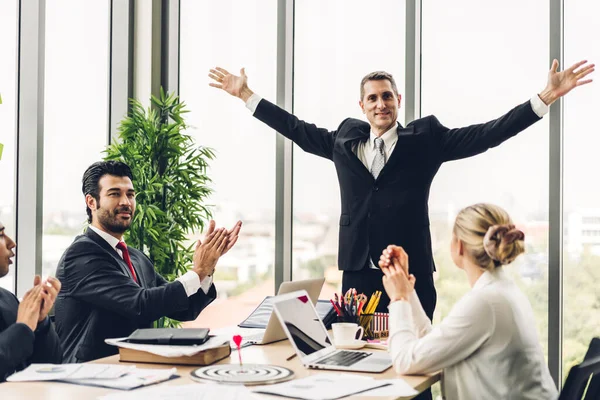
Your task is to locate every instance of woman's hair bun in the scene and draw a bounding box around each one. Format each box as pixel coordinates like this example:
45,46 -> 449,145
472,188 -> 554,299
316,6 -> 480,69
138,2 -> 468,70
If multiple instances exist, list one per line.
483,224 -> 525,265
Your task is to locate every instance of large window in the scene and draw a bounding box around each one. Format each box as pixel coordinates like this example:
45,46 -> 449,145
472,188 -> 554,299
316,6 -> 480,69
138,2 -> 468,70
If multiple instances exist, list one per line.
42,1 -> 110,279
293,0 -> 406,291
0,0 -> 18,292
179,0 -> 277,329
563,0 -> 600,380
422,0 -> 550,355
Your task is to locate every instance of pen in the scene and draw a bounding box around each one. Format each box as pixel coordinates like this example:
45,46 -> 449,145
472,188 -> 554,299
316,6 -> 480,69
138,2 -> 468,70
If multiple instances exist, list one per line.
330,299 -> 342,316
286,353 -> 297,361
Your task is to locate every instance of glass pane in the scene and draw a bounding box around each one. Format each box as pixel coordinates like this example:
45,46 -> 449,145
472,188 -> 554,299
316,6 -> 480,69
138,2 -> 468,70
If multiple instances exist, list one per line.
43,1 -> 110,279
0,0 -> 18,292
293,0 -> 406,295
179,0 -> 277,329
563,0 -> 600,382
422,0 -> 550,365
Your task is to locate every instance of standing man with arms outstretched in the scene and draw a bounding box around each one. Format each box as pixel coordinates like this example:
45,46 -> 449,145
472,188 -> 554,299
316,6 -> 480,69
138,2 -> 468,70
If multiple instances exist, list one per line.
208,60 -> 592,321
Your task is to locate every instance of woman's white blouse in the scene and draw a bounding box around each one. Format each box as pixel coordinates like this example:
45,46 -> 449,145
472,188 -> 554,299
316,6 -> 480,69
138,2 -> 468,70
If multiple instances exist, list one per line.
388,268 -> 558,400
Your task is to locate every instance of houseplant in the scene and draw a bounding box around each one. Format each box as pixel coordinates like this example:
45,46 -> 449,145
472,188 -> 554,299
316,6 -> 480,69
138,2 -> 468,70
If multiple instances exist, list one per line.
105,88 -> 214,328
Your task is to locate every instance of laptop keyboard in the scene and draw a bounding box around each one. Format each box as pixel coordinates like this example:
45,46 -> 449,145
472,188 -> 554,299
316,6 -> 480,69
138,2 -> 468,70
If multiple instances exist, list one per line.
316,350 -> 371,366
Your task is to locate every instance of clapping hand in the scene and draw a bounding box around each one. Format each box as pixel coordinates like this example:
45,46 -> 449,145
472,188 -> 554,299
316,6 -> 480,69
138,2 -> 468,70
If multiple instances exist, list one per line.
223,220 -> 242,256
192,220 -> 242,280
193,220 -> 228,280
36,275 -> 61,322
379,245 -> 415,303
16,284 -> 43,331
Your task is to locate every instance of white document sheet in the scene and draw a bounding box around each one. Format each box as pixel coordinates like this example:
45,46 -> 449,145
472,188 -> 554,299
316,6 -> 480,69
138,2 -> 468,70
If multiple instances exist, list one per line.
251,373 -> 390,400
7,364 -> 134,382
358,379 -> 418,396
63,368 -> 177,390
105,335 -> 230,357
99,383 -> 255,400
7,363 -> 177,390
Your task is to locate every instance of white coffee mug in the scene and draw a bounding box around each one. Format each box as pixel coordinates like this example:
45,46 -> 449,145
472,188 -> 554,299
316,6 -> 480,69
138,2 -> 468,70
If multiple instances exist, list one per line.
332,322 -> 364,344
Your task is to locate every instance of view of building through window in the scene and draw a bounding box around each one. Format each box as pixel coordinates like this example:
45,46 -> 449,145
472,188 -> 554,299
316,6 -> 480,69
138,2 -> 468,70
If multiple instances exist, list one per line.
0,0 -> 18,292
563,0 -> 600,380
422,4 -> 551,389
2,1 -> 597,384
42,0 -> 110,284
179,0 -> 278,329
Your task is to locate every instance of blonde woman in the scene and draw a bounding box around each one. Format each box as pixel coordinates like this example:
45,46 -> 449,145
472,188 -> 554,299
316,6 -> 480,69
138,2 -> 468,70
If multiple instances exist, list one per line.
379,203 -> 557,400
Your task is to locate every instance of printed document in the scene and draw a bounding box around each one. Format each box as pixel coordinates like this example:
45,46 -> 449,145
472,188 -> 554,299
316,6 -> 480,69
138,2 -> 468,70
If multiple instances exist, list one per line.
99,383 -> 255,400
252,373 -> 390,400
7,363 -> 177,390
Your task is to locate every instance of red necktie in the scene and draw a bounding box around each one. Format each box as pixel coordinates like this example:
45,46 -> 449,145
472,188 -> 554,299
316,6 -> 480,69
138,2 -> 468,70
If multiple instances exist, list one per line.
116,241 -> 138,283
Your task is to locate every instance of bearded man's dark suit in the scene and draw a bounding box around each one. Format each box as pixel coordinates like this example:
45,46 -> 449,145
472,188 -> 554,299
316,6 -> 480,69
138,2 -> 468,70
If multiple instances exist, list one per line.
252,98 -> 541,317
0,287 -> 62,381
54,228 -> 216,363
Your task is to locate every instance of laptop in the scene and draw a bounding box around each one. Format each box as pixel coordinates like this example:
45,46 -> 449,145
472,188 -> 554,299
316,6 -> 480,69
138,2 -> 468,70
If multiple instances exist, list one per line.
239,278 -> 325,345
272,290 -> 392,373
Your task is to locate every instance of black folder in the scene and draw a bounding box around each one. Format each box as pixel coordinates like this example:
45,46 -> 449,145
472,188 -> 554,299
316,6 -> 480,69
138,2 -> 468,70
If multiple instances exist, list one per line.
126,328 -> 210,346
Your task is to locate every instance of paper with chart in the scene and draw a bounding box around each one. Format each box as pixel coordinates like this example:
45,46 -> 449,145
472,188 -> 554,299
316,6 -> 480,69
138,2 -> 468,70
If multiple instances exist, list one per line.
105,335 -> 230,357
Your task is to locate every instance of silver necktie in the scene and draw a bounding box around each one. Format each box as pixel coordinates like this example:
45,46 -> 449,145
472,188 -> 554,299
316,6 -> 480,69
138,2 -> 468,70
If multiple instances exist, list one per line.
370,137 -> 386,179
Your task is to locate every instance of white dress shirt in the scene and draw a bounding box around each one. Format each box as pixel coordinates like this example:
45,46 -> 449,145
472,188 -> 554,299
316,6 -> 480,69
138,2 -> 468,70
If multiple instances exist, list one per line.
388,268 -> 558,400
87,225 -> 212,296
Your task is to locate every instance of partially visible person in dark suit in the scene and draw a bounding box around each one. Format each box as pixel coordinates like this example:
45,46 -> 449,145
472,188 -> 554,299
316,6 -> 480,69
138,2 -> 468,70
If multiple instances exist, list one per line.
0,222 -> 62,381
55,161 -> 242,363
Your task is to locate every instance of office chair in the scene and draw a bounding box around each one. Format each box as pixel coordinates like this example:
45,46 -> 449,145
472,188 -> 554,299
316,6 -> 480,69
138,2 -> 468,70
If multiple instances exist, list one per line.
559,337 -> 600,400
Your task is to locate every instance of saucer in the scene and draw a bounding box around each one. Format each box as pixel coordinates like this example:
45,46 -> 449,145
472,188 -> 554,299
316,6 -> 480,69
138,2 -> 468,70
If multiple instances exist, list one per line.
335,340 -> 366,350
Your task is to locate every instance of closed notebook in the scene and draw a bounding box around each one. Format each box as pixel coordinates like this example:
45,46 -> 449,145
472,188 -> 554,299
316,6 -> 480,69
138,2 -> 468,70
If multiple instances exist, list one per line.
126,328 -> 210,346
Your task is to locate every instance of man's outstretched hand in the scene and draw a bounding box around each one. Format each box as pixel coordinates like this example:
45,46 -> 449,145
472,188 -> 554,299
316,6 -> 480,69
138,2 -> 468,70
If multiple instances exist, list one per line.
209,67 -> 254,102
539,59 -> 594,106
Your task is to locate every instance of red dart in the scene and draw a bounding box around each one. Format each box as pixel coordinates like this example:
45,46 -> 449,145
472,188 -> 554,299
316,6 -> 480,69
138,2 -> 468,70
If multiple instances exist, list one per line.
233,335 -> 243,370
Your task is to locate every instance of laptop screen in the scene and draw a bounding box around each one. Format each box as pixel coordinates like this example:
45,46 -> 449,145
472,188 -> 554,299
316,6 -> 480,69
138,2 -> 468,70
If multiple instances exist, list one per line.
240,297 -> 335,329
273,292 -> 332,357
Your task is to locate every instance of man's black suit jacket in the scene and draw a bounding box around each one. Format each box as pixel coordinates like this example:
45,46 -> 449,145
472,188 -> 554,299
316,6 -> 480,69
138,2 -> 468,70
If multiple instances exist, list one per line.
253,99 -> 541,274
54,228 -> 216,363
0,287 -> 62,381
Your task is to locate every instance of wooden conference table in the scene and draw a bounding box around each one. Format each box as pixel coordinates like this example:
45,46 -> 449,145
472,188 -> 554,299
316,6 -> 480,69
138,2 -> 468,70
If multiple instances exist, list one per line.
0,340 -> 440,400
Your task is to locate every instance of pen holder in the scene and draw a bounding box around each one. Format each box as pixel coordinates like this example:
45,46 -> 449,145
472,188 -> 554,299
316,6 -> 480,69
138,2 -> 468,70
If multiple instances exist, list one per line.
337,315 -> 359,324
358,313 -> 374,339
359,313 -> 389,340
